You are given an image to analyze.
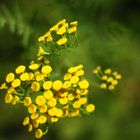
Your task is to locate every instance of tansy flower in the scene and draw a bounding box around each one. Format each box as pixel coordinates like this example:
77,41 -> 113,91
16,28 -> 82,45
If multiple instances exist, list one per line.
50,24 -> 58,32
104,68 -> 112,75
57,37 -> 67,46
70,110 -> 79,117
0,83 -> 7,90
20,73 -> 29,81
62,81 -> 71,89
44,31 -> 51,39
38,36 -> 45,42
6,73 -> 15,83
28,104 -> 37,114
64,73 -> 72,81
46,35 -> 53,42
36,95 -> 46,106
59,97 -> 68,105
47,98 -> 57,107
37,46 -> 45,57
11,79 -> 21,88
35,73 -> 44,81
78,80 -> 89,89
70,76 -> 79,84
43,81 -> 52,90
43,90 -> 53,100
86,104 -> 95,113
31,81 -> 40,92
5,93 -> 13,103
28,124 -> 33,132
73,101 -> 81,109
68,26 -> 77,34
11,95 -> 19,105
70,21 -> 78,26
29,64 -> 40,70
52,80 -> 63,91
38,115 -> 47,124
68,67 -> 78,74
15,65 -> 26,74
35,129 -> 44,139
23,117 -> 30,126
56,26 -> 66,35
24,97 -> 32,107
39,105 -> 48,113
31,113 -> 39,120
41,65 -> 52,75
50,117 -> 58,123
100,83 -> 107,89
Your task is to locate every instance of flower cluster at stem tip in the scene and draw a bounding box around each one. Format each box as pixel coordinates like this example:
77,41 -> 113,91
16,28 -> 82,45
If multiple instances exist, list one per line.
93,66 -> 122,90
0,19 -> 96,139
0,19 -> 121,139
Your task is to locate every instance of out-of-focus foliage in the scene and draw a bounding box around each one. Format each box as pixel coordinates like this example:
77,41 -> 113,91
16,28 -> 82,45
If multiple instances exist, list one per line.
0,0 -> 140,140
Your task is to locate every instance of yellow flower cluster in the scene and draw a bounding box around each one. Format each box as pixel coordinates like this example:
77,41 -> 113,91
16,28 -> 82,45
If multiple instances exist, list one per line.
0,63 -> 95,139
38,19 -> 78,46
93,67 -> 122,90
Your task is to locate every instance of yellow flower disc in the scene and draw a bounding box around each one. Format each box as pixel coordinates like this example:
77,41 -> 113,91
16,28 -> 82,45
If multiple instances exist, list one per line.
64,73 -> 72,81
24,97 -> 32,107
39,105 -> 48,113
55,109 -> 63,117
50,117 -> 58,123
28,104 -> 37,114
86,104 -> 95,113
35,129 -> 43,139
115,74 -> 122,80
29,64 -> 40,70
5,93 -> 13,103
70,76 -> 79,84
100,83 -> 107,89
79,97 -> 87,105
23,117 -> 30,126
47,98 -> 57,107
104,68 -> 112,75
43,81 -> 52,90
6,73 -> 15,83
68,67 -> 78,74
36,95 -> 46,106
41,65 -> 52,74
75,70 -> 84,77
78,80 -> 89,89
11,79 -> 21,88
28,124 -> 33,132
59,97 -> 68,105
38,115 -> 47,124
31,81 -> 40,92
62,81 -> 71,89
70,110 -> 79,117
15,65 -> 26,74
43,90 -> 53,100
52,80 -> 63,91
31,113 -> 39,120
28,72 -> 34,80
68,93 -> 74,101
35,73 -> 44,81
20,72 -> 29,81
56,26 -> 66,35
73,101 -> 81,109
57,37 -> 67,46
68,26 -> 77,34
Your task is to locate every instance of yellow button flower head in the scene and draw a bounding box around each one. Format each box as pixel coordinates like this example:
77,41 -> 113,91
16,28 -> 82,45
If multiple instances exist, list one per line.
107,77 -> 114,83
39,105 -> 48,113
20,72 -> 29,81
52,80 -> 63,91
43,81 -> 52,90
76,70 -> 84,77
55,109 -> 63,117
50,24 -> 58,32
6,73 -> 15,83
115,74 -> 122,80
100,83 -> 107,89
64,73 -> 72,81
68,26 -> 77,34
31,81 -> 40,92
5,93 -> 13,103
79,97 -> 87,105
70,109 -> 79,117
78,80 -> 89,89
12,96 -> 19,105
28,72 -> 34,80
50,117 -> 58,123
23,117 -> 30,126
31,113 -> 39,120
33,119 -> 39,128
104,68 -> 112,75
68,67 -> 78,74
70,76 -> 79,84
56,26 -> 66,35
111,79 -> 118,85
48,98 -> 57,107
48,107 -> 56,116
37,46 -> 45,57
28,104 -> 37,114
35,129 -> 43,139
44,31 -> 51,38
86,104 -> 95,113
35,73 -> 44,81
70,21 -> 78,26
59,91 -> 68,98
36,95 -> 46,106
15,65 -> 26,74
0,83 -> 7,90
108,85 -> 115,90
38,36 -> 45,42
62,81 -> 71,89
29,64 -> 40,70
11,79 -> 21,88
28,124 -> 33,132
68,93 -> 74,101
38,115 -> 47,124
73,101 -> 81,109
43,90 -> 53,100
101,75 -> 108,80
57,37 -> 67,46
59,97 -> 68,105
41,65 -> 52,75
24,97 -> 32,107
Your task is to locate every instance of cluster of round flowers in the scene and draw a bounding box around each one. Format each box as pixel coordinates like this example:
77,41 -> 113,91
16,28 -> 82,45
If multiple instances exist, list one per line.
38,19 -> 78,47
0,63 -> 95,139
93,66 -> 122,90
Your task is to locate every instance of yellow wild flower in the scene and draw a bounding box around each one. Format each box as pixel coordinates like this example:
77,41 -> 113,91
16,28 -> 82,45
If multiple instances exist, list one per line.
52,80 -> 63,91
36,95 -> 46,106
68,26 -> 77,34
31,81 -> 40,92
6,73 -> 15,83
43,90 -> 53,100
38,115 -> 47,124
29,64 -> 40,70
24,97 -> 32,107
56,26 -> 66,35
20,72 -> 29,81
15,65 -> 26,74
43,81 -> 52,90
11,79 -> 21,88
23,117 -> 30,126
57,37 -> 67,46
35,129 -> 44,139
41,65 -> 52,75
28,104 -> 37,114
78,80 -> 89,89
86,104 -> 95,113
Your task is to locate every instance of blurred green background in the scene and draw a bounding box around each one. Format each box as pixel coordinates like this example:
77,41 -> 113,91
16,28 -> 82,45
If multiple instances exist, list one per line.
0,0 -> 140,140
